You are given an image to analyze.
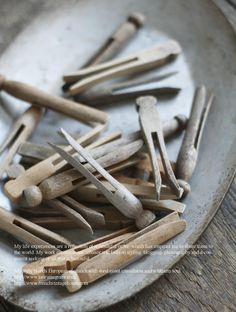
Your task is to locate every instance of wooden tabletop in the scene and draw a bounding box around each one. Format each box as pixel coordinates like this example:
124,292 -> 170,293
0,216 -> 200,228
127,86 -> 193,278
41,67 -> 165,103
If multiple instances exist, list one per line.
0,0 -> 235,311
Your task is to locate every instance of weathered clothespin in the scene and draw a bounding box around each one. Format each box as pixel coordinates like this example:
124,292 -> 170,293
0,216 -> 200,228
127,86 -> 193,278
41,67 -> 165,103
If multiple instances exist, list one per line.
62,12 -> 145,91
62,213 -> 186,292
22,212 -> 180,285
176,85 -> 214,181
0,106 -> 43,177
77,71 -> 180,105
0,75 -> 107,124
0,206 -> 71,254
136,96 -> 183,200
49,129 -> 156,229
18,131 -> 121,165
71,180 -> 176,203
64,40 -> 181,95
23,229 -> 135,283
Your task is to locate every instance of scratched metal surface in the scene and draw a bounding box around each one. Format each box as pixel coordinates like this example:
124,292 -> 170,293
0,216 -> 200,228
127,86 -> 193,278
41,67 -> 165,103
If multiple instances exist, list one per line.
0,0 -> 235,311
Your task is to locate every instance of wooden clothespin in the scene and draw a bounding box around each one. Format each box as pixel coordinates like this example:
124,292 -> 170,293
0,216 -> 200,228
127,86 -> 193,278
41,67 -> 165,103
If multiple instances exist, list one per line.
136,96 -> 183,200
23,227 -> 135,284
22,212 -> 180,285
39,140 -> 143,200
176,86 -> 214,181
0,206 -> 71,254
4,124 -> 105,204
62,212 -> 186,292
49,129 -> 156,229
62,12 -> 145,91
64,40 -> 181,95
0,75 -> 107,124
77,71 -> 180,105
0,106 -> 43,177
18,131 -> 121,165
72,180 -> 177,203
70,184 -> 185,213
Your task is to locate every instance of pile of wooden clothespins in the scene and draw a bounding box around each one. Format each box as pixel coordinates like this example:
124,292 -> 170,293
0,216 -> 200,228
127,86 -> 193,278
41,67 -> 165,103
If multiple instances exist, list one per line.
0,12 -> 214,293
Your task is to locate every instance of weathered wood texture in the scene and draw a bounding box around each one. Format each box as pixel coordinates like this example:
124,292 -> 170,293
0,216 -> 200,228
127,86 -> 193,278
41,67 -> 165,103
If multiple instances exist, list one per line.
0,0 -> 235,311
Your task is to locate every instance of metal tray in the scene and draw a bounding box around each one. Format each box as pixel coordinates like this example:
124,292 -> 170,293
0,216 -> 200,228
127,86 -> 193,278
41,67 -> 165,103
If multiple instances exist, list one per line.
0,0 -> 235,311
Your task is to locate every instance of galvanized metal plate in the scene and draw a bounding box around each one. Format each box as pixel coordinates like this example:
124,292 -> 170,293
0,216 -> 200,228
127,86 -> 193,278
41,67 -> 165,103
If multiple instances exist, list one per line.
0,0 -> 235,311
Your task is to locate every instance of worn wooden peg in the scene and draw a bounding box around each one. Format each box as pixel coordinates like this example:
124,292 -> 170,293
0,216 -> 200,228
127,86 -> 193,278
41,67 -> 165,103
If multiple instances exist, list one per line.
62,12 -> 146,91
66,40 -> 181,95
49,129 -> 156,229
64,217 -> 186,292
176,86 -> 214,181
0,75 -> 108,124
136,96 -> 183,200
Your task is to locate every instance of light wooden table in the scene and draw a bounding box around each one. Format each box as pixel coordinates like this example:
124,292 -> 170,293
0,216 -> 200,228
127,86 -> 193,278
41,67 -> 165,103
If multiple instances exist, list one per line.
0,1 -> 235,311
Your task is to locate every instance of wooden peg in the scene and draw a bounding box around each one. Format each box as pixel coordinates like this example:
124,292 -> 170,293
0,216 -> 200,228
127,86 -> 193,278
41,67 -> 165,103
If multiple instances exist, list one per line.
63,215 -> 186,292
18,131 -> 121,165
22,212 -> 178,284
176,86 -> 214,181
62,12 -> 145,91
0,106 -> 43,177
0,75 -> 108,124
71,181 -> 176,202
84,12 -> 145,67
136,96 -> 183,200
77,72 -> 180,105
65,41 -> 181,95
23,232 -> 134,284
4,124 -> 105,204
49,129 -> 156,229
0,206 -> 71,254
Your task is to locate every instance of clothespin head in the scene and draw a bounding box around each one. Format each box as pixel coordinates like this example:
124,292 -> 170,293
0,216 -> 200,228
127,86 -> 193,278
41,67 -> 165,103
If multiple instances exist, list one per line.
128,12 -> 146,27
